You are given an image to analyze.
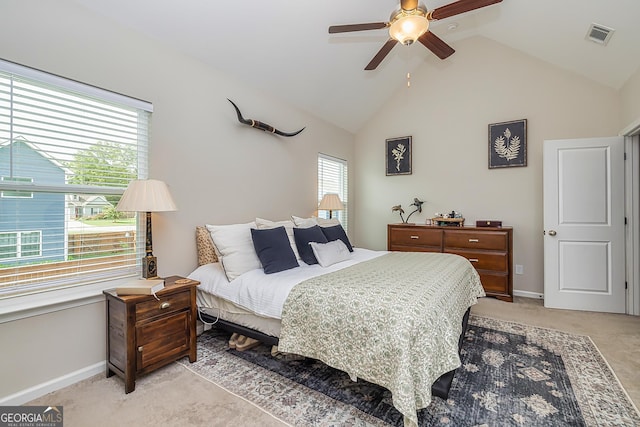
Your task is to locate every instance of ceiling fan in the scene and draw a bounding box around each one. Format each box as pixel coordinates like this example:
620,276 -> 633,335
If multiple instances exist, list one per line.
328,0 -> 503,70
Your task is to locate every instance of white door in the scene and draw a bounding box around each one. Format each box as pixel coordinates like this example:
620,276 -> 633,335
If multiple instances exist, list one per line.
543,136 -> 625,313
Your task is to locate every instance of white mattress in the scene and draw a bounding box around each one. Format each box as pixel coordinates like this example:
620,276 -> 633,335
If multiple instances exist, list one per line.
196,292 -> 283,337
188,247 -> 385,320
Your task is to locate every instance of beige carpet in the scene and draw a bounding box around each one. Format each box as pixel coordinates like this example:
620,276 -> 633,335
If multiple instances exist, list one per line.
28,297 -> 640,427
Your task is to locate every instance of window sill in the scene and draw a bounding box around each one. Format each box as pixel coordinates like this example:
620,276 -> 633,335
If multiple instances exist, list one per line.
0,277 -> 138,324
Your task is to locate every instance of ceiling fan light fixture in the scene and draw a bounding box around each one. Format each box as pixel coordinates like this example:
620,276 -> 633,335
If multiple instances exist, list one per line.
389,12 -> 429,45
328,0 -> 503,70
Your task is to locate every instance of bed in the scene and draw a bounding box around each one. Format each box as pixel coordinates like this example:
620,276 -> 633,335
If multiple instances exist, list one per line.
189,220 -> 485,427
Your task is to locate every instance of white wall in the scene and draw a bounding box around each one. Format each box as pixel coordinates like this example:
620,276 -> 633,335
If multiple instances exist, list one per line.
1,1 -> 636,402
0,0 -> 354,401
353,36 -> 622,296
621,67 -> 640,128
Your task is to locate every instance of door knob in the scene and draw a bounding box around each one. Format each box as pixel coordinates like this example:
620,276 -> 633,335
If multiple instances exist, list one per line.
548,230 -> 557,236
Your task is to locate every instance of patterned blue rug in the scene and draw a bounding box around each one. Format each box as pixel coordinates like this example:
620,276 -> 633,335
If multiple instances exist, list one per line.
183,316 -> 640,426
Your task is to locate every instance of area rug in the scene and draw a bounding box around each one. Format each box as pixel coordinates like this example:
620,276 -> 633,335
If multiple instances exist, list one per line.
179,316 -> 640,426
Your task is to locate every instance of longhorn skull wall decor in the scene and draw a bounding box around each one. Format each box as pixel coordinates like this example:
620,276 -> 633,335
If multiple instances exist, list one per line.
228,99 -> 305,137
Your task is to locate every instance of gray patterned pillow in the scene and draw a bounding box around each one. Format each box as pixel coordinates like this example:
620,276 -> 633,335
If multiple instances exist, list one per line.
196,226 -> 218,266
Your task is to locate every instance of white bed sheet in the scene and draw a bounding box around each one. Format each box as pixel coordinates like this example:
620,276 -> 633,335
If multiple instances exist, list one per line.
188,247 -> 385,320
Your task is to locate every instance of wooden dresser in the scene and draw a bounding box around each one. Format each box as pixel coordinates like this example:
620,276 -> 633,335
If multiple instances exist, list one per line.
103,276 -> 200,393
388,224 -> 513,302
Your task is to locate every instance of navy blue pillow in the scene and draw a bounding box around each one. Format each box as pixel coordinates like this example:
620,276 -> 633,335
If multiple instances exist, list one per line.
321,224 -> 353,252
293,225 -> 328,265
250,227 -> 299,274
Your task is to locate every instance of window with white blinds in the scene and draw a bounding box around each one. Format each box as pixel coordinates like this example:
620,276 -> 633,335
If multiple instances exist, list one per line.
317,153 -> 348,231
0,59 -> 152,297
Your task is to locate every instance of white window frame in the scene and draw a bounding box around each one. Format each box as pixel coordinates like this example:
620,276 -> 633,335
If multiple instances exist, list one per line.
0,59 -> 152,318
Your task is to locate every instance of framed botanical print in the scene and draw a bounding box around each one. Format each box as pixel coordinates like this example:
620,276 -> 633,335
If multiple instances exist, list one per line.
488,119 -> 527,169
386,136 -> 412,176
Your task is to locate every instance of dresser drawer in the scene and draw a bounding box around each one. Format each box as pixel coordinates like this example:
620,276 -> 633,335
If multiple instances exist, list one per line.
443,230 -> 509,251
478,273 -> 509,294
136,291 -> 191,322
445,249 -> 508,272
388,227 -> 442,249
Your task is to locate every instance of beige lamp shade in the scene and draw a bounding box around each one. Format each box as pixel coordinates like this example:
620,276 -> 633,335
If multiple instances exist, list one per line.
116,179 -> 177,212
318,193 -> 344,211
318,193 -> 344,218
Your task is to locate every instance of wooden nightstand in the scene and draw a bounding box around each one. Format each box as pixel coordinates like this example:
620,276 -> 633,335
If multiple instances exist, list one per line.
103,276 -> 200,393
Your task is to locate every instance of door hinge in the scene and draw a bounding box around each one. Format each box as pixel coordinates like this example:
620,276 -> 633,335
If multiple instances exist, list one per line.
625,217 -> 628,225
624,152 -> 627,160
625,281 -> 628,289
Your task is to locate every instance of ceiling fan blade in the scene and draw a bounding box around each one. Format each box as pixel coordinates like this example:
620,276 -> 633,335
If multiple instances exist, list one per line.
329,22 -> 388,34
400,0 -> 419,11
430,0 -> 502,20
418,32 -> 455,59
365,39 -> 399,70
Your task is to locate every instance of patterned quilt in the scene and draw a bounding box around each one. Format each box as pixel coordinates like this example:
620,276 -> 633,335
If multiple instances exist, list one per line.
278,252 -> 485,427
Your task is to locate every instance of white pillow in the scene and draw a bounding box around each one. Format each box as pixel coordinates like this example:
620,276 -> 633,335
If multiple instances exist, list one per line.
188,262 -> 230,291
206,222 -> 261,281
317,217 -> 341,227
255,218 -> 301,260
291,215 -> 318,228
291,215 -> 340,228
309,239 -> 351,267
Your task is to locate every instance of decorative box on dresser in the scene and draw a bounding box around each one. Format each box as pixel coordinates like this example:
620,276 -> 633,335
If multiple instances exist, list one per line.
103,276 -> 200,393
388,224 -> 513,302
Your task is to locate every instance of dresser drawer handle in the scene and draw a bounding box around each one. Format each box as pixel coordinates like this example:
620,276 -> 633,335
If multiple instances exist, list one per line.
468,239 -> 479,243
160,302 -> 171,309
469,258 -> 479,263
410,235 -> 419,239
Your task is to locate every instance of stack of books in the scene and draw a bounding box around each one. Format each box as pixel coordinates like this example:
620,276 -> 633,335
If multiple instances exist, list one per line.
116,279 -> 165,296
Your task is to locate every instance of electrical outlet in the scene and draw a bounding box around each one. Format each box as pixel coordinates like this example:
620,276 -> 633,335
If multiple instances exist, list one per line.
515,264 -> 524,275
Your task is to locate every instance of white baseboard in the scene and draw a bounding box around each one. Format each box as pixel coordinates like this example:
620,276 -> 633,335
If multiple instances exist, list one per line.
513,290 -> 544,299
0,361 -> 105,405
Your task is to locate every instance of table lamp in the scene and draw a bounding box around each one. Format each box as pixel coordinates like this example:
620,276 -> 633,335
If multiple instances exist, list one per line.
318,193 -> 344,219
116,179 -> 177,278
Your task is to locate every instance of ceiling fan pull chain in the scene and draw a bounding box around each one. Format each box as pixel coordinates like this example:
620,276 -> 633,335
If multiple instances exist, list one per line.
407,72 -> 411,88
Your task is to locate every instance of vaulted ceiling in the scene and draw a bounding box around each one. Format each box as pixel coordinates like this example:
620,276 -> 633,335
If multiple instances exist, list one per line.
73,0 -> 640,133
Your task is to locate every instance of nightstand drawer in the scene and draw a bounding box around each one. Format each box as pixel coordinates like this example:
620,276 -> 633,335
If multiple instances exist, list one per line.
445,249 -> 508,272
443,230 -> 508,251
135,291 -> 191,322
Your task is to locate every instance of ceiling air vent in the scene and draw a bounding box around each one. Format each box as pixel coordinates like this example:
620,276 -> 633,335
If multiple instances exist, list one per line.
586,23 -> 615,46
